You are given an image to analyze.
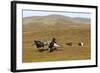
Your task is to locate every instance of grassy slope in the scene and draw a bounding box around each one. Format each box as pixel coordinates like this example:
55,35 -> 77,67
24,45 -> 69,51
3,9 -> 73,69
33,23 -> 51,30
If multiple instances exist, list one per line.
22,15 -> 91,63
22,27 -> 90,63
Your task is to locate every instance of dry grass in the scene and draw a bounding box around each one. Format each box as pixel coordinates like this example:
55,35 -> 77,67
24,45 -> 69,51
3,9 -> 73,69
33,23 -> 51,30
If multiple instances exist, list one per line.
22,27 -> 91,63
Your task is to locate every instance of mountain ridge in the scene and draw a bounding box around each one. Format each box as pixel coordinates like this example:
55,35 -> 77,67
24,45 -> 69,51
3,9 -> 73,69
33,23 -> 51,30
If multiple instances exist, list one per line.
23,14 -> 90,30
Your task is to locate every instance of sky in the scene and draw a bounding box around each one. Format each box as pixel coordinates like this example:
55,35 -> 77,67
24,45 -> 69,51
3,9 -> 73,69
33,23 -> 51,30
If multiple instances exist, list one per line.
23,10 -> 91,19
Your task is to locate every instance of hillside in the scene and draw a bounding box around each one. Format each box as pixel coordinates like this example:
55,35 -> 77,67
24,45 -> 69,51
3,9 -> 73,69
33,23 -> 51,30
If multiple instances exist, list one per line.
22,14 -> 91,63
23,15 -> 90,30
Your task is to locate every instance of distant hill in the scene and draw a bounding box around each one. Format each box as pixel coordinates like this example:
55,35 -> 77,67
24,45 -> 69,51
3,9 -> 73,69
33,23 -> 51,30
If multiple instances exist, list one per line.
23,14 -> 90,29
73,17 -> 90,24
